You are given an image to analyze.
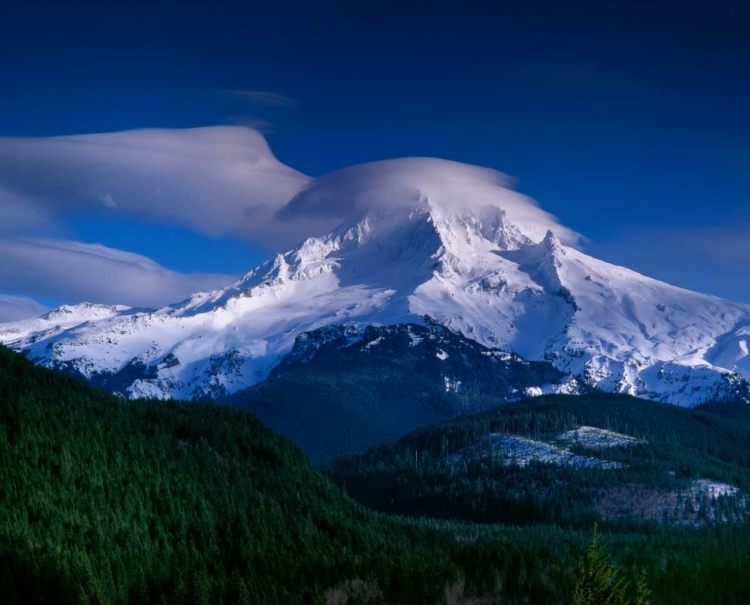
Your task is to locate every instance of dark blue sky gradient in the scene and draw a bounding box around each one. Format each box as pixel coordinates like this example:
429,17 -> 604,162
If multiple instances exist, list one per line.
2,1 -> 749,300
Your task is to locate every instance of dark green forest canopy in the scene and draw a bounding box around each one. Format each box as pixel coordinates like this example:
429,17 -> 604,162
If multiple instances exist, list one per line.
0,344 -> 461,604
3,344 -> 750,604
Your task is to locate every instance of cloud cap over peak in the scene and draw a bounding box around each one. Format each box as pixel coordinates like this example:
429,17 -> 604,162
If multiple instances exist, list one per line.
278,157 -> 580,245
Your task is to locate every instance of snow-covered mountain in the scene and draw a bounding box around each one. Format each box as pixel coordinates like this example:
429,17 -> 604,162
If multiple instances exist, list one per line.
2,158 -> 749,406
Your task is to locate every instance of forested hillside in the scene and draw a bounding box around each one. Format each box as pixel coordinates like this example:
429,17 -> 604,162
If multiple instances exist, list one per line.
4,344 -> 750,604
0,344 -> 461,604
328,394 -> 750,527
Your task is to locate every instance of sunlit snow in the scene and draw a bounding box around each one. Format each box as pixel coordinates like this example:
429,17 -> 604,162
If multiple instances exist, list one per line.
2,158 -> 749,405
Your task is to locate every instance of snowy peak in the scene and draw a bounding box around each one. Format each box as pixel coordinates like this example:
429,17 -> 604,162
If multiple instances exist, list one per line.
543,229 -> 563,251
492,229 -> 567,298
2,157 -> 750,407
207,170 -> 561,313
430,204 -> 530,251
40,302 -> 130,322
0,302 -> 131,344
223,200 -> 520,308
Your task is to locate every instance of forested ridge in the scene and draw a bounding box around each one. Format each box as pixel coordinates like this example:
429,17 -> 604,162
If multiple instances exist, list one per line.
3,343 -> 750,604
328,394 -> 750,527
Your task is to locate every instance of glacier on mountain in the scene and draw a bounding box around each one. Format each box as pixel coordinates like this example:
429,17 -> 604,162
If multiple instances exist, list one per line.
1,157 -> 749,406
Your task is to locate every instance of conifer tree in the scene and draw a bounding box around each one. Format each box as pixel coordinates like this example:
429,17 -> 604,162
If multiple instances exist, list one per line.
633,569 -> 651,605
572,527 -> 627,605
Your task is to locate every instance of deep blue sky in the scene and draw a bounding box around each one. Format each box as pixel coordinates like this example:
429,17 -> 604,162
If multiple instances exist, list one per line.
2,1 -> 749,304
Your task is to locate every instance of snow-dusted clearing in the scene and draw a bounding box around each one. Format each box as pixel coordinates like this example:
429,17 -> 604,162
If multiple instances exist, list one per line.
691,479 -> 738,499
2,157 -> 750,404
450,434 -> 626,470
559,426 -> 643,449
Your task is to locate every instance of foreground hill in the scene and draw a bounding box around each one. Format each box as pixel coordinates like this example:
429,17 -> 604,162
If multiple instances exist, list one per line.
328,394 -> 750,528
0,344 -> 464,605
3,155 -> 750,407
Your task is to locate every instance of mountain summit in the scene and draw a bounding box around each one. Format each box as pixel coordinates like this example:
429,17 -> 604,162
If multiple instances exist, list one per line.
2,158 -> 749,405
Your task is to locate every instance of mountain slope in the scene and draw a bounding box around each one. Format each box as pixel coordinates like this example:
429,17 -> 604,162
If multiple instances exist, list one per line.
228,322 -> 574,461
2,158 -> 750,406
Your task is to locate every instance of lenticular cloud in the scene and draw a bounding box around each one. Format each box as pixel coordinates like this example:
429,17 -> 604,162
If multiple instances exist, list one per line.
0,126 -> 323,248
0,127 -> 579,251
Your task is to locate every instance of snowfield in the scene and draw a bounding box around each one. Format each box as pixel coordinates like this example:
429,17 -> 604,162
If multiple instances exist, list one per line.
2,157 -> 750,405
559,426 -> 644,449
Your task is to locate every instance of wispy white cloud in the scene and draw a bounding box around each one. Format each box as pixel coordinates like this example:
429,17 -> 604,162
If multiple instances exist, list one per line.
227,116 -> 276,133
0,294 -> 49,322
0,238 -> 235,309
226,90 -> 299,107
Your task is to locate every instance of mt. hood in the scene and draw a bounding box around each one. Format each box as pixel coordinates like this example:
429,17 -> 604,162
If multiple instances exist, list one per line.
2,156 -> 749,407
